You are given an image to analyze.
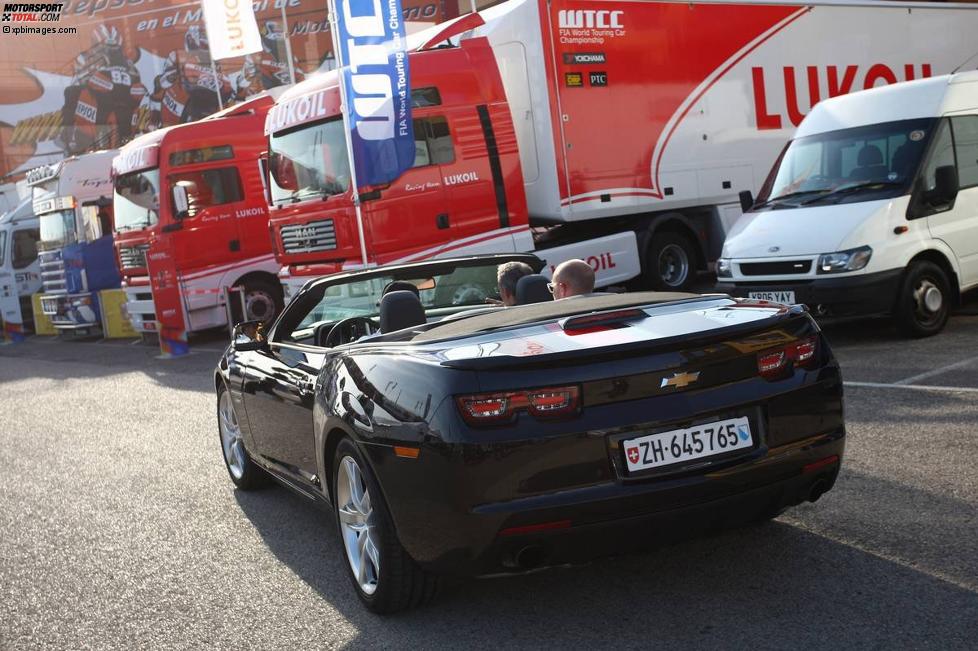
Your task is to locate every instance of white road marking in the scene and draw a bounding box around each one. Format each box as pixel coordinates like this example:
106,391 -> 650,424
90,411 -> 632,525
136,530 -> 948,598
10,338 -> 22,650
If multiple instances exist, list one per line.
845,381 -> 978,394
893,355 -> 978,385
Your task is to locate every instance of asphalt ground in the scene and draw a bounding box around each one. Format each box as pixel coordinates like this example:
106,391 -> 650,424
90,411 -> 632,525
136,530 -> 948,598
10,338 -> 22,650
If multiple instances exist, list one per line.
1,299 -> 977,649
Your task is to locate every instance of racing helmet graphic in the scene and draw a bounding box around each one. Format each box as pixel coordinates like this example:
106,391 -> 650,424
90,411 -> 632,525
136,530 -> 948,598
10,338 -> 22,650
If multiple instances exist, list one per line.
262,21 -> 285,41
92,24 -> 122,49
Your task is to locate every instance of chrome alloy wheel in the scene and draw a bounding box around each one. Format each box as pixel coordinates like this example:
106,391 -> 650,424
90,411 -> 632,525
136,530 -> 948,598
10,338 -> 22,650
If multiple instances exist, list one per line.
219,391 -> 246,480
337,456 -> 381,595
658,243 -> 690,287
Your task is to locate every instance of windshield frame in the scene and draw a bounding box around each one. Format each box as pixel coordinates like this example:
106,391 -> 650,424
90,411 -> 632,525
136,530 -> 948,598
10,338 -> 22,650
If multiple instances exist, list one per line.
755,118 -> 937,209
269,254 -> 546,347
267,116 -> 351,206
113,167 -> 161,233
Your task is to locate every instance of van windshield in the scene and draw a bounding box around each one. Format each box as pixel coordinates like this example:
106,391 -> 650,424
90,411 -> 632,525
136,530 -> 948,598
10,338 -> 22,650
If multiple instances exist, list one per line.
755,118 -> 936,209
268,118 -> 350,205
114,168 -> 160,232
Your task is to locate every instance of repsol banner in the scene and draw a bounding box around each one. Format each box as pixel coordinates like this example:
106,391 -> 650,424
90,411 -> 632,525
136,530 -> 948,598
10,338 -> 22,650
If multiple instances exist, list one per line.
334,0 -> 414,187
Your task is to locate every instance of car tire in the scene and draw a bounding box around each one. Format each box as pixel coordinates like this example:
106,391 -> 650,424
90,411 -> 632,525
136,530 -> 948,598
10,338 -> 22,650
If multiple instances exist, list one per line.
243,280 -> 283,325
646,231 -> 697,291
332,438 -> 438,614
894,261 -> 951,338
217,383 -> 270,490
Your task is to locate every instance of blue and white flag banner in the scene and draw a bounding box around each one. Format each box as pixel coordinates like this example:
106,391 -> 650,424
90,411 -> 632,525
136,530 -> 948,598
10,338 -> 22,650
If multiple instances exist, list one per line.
334,0 -> 414,188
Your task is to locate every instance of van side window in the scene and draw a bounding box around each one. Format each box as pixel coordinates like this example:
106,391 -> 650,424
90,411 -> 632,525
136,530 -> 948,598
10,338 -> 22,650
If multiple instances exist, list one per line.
951,116 -> 978,188
170,167 -> 244,218
412,117 -> 455,167
12,228 -> 39,270
919,120 -> 956,194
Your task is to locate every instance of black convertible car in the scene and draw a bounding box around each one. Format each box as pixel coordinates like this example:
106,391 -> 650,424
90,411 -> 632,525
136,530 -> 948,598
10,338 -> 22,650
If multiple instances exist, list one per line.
215,253 -> 845,613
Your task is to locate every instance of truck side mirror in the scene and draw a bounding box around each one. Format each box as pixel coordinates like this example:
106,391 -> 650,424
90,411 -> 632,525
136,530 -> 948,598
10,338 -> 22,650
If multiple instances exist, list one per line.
932,165 -> 959,206
738,190 -> 754,213
258,153 -> 271,206
172,184 -> 190,220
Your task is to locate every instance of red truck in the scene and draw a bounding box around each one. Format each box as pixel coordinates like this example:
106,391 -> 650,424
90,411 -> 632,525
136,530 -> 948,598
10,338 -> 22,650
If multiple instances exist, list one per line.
112,91 -> 284,334
263,0 -> 978,298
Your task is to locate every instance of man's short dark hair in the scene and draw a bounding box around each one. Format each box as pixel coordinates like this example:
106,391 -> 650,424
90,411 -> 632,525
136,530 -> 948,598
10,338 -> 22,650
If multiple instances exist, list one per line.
497,261 -> 534,297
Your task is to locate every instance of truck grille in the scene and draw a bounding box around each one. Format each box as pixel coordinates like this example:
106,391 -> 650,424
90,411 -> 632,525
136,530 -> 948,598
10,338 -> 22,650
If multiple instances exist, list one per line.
280,220 -> 337,254
38,250 -> 67,294
118,244 -> 149,270
740,260 -> 812,276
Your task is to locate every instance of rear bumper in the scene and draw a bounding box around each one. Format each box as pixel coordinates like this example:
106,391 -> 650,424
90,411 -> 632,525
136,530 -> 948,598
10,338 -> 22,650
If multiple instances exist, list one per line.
716,269 -> 902,316
365,369 -> 845,577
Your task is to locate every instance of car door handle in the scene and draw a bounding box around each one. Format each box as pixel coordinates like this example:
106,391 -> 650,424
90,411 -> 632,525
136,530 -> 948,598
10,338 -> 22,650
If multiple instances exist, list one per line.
436,213 -> 450,229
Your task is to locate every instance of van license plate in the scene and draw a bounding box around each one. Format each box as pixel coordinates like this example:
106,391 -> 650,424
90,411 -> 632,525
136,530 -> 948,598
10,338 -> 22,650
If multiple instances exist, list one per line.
622,417 -> 753,472
748,290 -> 795,304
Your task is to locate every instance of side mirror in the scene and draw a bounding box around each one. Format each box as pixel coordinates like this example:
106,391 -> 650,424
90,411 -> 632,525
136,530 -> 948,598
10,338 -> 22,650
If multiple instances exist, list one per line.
232,319 -> 268,352
932,165 -> 959,205
258,153 -> 271,206
738,190 -> 754,213
172,184 -> 190,220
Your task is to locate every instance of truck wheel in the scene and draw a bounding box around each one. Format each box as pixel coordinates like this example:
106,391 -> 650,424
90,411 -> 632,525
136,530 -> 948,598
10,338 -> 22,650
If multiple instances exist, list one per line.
243,281 -> 283,325
895,261 -> 951,338
217,384 -> 270,490
333,438 -> 438,614
646,232 -> 697,291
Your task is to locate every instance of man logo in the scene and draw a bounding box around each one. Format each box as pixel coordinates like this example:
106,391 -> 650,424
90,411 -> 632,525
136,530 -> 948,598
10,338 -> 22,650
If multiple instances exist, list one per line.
660,371 -> 701,390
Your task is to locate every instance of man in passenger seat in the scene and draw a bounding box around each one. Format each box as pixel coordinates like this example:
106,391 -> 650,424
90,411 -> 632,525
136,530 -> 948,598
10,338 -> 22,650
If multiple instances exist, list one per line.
495,261 -> 533,306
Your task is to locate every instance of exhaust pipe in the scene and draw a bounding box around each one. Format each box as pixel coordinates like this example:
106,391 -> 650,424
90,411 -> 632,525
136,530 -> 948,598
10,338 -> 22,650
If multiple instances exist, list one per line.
514,545 -> 547,570
808,478 -> 830,503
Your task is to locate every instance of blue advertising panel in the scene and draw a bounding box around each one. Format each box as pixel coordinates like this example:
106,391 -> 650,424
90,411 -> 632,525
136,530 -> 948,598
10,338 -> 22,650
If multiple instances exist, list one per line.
334,0 -> 414,187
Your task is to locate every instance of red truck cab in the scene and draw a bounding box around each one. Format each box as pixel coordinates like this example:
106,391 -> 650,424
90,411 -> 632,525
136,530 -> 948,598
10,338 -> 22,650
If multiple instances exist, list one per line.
114,92 -> 283,333
265,34 -> 530,298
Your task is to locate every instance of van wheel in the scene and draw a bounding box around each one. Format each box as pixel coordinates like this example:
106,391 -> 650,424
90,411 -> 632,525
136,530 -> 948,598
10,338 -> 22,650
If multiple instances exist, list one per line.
895,261 -> 950,338
243,280 -> 283,325
645,232 -> 697,291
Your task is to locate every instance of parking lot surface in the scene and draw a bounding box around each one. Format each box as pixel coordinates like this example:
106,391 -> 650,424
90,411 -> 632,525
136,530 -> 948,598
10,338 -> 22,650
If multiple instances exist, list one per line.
2,305 -> 977,649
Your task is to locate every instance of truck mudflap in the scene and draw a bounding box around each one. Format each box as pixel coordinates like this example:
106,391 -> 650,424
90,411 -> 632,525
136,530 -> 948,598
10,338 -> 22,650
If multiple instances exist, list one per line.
534,231 -> 641,287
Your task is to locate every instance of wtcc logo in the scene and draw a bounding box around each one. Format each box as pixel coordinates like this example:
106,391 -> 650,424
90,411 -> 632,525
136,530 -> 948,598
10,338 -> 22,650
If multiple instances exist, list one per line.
558,9 -> 623,29
2,2 -> 63,21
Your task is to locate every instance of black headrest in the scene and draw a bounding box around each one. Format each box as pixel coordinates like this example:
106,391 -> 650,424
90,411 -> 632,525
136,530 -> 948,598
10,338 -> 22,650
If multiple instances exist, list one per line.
515,274 -> 552,305
383,280 -> 419,297
857,145 -> 883,166
379,290 -> 426,334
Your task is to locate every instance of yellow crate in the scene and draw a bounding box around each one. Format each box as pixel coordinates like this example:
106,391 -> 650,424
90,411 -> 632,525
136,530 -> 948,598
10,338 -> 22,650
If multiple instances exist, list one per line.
30,293 -> 57,336
99,288 -> 139,339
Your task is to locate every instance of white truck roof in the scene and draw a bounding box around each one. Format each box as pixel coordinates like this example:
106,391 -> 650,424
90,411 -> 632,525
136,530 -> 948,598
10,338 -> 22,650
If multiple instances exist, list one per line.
796,71 -> 978,138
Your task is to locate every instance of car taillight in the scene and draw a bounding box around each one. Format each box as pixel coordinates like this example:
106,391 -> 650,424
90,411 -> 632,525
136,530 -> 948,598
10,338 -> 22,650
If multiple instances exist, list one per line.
456,385 -> 580,426
757,336 -> 818,379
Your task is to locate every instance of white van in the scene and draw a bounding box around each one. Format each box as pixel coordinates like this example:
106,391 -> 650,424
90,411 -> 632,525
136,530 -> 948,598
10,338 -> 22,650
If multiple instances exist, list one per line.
717,72 -> 978,337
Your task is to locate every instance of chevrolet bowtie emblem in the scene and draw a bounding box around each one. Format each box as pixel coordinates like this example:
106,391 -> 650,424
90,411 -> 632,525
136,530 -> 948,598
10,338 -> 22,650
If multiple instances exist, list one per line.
660,371 -> 701,389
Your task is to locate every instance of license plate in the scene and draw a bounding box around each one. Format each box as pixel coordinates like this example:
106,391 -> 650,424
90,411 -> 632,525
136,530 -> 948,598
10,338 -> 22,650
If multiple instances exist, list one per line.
622,417 -> 753,473
748,290 -> 795,304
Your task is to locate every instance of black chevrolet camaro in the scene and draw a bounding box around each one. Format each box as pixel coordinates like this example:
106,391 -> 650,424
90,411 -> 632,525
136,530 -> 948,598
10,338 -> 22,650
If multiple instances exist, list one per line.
215,253 -> 845,613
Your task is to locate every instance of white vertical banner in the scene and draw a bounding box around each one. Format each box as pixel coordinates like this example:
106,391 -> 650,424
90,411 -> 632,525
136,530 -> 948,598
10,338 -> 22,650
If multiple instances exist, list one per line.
201,0 -> 263,61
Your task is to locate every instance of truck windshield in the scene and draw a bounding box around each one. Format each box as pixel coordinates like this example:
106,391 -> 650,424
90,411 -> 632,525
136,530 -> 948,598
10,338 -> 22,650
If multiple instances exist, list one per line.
114,168 -> 161,232
38,210 -> 77,251
755,118 -> 936,208
268,118 -> 350,205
